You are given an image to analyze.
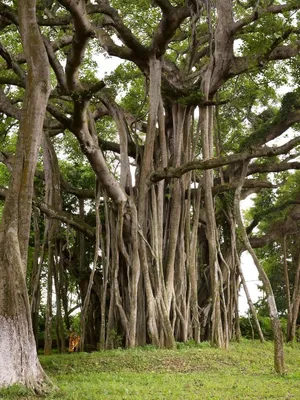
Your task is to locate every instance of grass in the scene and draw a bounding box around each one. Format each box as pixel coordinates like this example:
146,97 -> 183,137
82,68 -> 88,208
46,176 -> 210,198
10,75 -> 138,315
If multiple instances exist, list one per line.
1,340 -> 300,399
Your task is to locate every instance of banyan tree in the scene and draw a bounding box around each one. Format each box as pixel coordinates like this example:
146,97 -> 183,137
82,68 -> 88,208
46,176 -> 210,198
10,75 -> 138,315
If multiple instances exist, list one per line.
1,0 -> 300,388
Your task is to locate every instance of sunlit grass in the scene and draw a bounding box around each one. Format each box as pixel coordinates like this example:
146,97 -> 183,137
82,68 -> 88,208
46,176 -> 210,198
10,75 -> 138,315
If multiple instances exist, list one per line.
1,340 -> 300,399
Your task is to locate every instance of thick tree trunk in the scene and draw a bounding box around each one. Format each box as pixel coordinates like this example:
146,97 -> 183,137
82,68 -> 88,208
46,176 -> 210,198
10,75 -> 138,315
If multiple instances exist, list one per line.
0,0 -> 51,391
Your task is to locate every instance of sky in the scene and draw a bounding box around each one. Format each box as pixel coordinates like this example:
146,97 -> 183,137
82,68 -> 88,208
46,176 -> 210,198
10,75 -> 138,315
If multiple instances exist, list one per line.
238,195 -> 262,315
239,251 -> 261,315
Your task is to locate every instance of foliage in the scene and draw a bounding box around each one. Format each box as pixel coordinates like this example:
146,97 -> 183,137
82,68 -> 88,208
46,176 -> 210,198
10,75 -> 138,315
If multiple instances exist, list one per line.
240,315 -> 288,341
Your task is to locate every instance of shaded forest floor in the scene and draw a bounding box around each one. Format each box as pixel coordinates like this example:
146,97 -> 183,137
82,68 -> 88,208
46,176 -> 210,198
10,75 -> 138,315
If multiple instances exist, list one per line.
1,340 -> 300,399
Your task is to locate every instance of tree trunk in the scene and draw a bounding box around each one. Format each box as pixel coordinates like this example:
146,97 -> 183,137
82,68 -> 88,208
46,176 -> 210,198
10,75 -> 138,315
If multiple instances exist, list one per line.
44,242 -> 53,355
201,102 -> 225,348
287,252 -> 300,342
0,0 -> 51,391
30,210 -> 42,349
238,252 -> 265,343
43,132 -> 63,354
80,184 -> 100,351
99,193 -> 110,350
234,163 -> 285,374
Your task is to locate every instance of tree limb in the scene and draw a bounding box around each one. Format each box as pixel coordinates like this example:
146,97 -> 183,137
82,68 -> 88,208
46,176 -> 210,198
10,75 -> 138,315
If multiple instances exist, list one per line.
0,88 -> 22,119
38,201 -> 95,238
234,3 -> 300,33
151,136 -> 300,182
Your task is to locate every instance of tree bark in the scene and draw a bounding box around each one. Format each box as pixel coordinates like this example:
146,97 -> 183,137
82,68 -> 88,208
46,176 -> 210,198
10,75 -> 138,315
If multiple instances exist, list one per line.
0,0 -> 51,391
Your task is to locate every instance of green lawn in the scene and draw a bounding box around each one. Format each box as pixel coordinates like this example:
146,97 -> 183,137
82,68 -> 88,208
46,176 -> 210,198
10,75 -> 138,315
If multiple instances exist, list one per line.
1,341 -> 300,399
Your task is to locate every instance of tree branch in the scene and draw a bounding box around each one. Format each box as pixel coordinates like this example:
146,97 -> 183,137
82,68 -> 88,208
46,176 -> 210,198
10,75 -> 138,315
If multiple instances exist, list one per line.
58,0 -> 94,90
234,3 -> 300,33
0,88 -> 22,120
150,6 -> 190,58
42,36 -> 68,92
0,2 -> 18,25
37,201 -> 95,238
151,136 -> 300,182
0,41 -> 26,85
229,41 -> 300,77
90,2 -> 148,59
248,161 -> 300,175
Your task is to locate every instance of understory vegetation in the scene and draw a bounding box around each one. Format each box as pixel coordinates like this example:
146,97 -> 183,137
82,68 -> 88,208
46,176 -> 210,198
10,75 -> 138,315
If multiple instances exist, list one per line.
1,341 -> 299,400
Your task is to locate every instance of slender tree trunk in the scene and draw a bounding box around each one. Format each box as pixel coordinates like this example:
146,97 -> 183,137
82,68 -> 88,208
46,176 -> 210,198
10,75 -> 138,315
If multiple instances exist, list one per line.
137,56 -> 161,346
226,207 -> 264,342
30,210 -> 42,349
44,240 -> 53,355
188,182 -> 202,343
53,253 -> 66,353
79,197 -> 85,274
283,236 -> 293,341
237,252 -> 265,343
43,132 -> 62,354
31,222 -> 48,351
287,253 -> 300,342
80,184 -> 100,351
234,163 -> 285,374
99,194 -> 110,350
201,101 -> 225,348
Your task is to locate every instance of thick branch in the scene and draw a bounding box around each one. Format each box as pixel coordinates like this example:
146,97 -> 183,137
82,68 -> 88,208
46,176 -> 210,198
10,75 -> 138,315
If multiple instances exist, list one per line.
152,0 -> 173,13
0,2 -> 18,25
38,202 -> 95,238
95,28 -> 147,71
0,88 -> 22,119
229,42 -> 300,77
150,6 -> 190,58
58,0 -> 94,90
234,3 -> 300,33
46,103 -> 73,129
0,42 -> 26,85
72,96 -> 127,204
213,179 -> 276,196
42,36 -> 68,92
248,161 -> 300,175
90,2 -> 148,58
151,136 -> 300,182
15,36 -> 73,65
0,151 -> 14,171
